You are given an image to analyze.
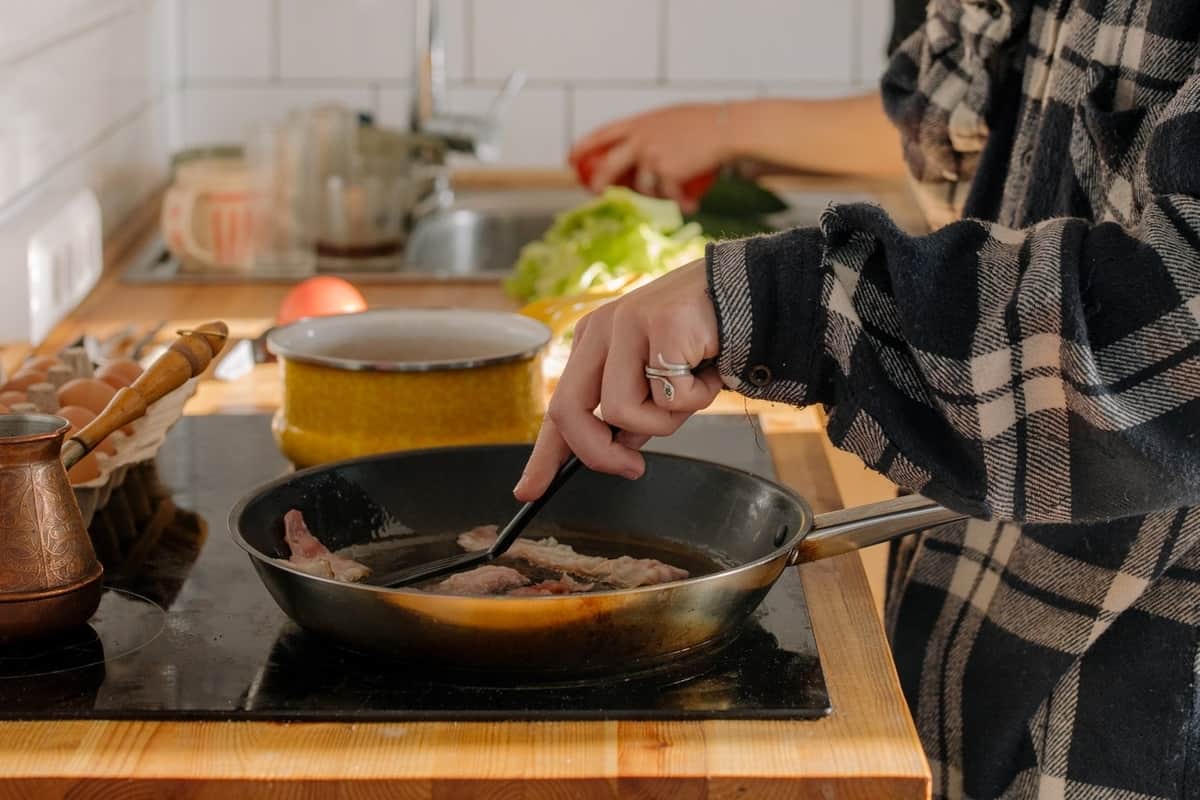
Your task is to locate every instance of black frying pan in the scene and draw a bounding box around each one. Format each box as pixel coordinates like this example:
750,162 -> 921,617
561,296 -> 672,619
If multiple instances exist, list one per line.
230,445 -> 962,675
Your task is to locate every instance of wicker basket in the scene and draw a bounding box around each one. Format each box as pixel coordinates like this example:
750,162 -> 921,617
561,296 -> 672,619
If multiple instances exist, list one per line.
71,369 -> 200,528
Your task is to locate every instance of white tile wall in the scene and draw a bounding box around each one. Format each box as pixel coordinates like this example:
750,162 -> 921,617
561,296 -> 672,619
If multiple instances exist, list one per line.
175,0 -> 898,167
279,0 -> 413,80
183,0 -> 271,79
1,0 -> 903,269
179,85 -> 373,147
858,0 -> 895,84
666,0 -> 855,83
0,0 -> 143,64
572,86 -> 759,143
0,0 -> 170,236
473,0 -> 658,82
380,86 -> 568,167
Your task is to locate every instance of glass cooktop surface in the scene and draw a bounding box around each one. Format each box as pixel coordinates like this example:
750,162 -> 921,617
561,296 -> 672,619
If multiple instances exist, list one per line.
0,414 -> 829,721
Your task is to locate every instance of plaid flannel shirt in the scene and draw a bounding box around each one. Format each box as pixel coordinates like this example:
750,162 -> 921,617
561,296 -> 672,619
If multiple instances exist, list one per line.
706,1 -> 1200,798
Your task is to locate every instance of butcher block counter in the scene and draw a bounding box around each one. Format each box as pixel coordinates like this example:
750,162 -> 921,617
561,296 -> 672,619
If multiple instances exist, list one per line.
0,178 -> 926,799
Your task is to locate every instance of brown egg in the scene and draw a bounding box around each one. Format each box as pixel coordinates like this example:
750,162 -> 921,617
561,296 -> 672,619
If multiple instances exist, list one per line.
22,355 -> 61,373
0,403 -> 9,415
57,378 -> 116,415
2,370 -> 48,392
96,362 -> 142,388
62,419 -> 101,484
56,378 -> 137,435
66,451 -> 101,484
0,390 -> 25,407
56,406 -> 117,456
95,360 -> 143,390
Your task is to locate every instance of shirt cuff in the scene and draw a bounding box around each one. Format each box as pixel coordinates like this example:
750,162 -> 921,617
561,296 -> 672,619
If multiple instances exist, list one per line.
704,227 -> 829,405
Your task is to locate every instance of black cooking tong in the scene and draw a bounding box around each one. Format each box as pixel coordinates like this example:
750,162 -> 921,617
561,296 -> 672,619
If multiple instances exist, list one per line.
372,433 -> 602,589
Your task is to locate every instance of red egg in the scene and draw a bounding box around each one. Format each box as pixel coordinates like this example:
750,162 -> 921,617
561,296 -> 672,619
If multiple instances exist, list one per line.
277,277 -> 367,327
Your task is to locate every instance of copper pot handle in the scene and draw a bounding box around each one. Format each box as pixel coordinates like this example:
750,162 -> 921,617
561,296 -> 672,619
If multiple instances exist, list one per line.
61,322 -> 229,470
787,494 -> 968,565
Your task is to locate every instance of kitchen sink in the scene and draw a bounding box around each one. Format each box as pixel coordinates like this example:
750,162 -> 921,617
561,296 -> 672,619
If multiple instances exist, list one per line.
121,188 -> 587,285
120,187 -> 874,285
402,208 -> 555,277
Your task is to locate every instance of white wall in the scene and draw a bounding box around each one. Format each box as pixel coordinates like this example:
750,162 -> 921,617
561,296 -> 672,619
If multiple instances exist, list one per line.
0,0 -> 897,246
179,0 -> 896,167
0,0 -> 173,234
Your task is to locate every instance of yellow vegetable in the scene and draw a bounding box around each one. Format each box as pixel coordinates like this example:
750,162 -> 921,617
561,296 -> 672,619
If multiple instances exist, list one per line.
519,275 -> 653,340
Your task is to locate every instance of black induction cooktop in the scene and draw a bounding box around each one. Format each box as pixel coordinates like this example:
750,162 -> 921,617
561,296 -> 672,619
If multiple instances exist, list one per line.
0,414 -> 830,721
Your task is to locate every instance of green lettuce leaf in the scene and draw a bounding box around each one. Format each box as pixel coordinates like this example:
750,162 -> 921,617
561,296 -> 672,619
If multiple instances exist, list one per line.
505,187 -> 708,303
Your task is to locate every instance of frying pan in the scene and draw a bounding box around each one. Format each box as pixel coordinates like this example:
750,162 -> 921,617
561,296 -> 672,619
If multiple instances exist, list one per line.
230,445 -> 963,676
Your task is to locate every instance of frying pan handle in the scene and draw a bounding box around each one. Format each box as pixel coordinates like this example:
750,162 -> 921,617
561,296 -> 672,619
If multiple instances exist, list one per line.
787,494 -> 967,565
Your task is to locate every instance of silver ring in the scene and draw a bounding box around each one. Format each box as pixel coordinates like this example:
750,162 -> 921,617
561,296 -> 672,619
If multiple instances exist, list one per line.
644,365 -> 689,378
647,376 -> 676,402
644,352 -> 691,378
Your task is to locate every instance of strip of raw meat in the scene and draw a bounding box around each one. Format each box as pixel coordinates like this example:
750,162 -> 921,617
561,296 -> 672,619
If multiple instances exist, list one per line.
432,564 -> 529,595
457,526 -> 689,588
506,573 -> 594,596
279,510 -> 371,582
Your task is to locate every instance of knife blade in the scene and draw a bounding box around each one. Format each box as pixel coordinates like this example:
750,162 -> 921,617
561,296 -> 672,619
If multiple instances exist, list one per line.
213,328 -> 275,382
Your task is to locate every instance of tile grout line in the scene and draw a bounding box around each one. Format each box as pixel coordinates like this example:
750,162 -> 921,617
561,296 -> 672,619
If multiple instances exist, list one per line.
564,84 -> 575,151
465,0 -> 476,82
270,0 -> 281,82
657,0 -> 669,85
0,0 -> 144,69
850,0 -> 863,86
177,0 -> 188,90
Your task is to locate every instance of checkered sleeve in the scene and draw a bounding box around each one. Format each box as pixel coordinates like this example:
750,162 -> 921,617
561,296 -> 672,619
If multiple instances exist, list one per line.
707,77 -> 1200,526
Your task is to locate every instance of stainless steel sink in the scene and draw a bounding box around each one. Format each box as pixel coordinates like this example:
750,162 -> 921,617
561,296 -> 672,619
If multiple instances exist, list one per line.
402,208 -> 555,276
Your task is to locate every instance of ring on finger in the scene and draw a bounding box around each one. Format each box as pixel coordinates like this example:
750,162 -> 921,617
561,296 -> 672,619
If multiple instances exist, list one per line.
656,353 -> 691,371
646,375 -> 677,402
644,353 -> 692,379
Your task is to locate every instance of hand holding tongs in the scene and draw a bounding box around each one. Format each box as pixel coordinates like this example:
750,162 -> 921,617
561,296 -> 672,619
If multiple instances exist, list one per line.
376,358 -> 719,589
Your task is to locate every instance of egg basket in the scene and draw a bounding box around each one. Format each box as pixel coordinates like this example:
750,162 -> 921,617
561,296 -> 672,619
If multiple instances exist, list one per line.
71,371 -> 200,529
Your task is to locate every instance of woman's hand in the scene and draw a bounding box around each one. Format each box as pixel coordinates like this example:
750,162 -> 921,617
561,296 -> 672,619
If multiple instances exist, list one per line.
571,103 -> 729,212
514,259 -> 724,502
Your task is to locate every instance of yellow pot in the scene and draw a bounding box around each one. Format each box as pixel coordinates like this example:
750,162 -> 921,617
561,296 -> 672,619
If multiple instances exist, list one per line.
266,309 -> 550,467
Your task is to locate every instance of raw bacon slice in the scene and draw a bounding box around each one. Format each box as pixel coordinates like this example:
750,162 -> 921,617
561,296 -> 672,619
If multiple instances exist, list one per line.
457,526 -> 689,588
279,509 -> 371,582
432,565 -> 530,595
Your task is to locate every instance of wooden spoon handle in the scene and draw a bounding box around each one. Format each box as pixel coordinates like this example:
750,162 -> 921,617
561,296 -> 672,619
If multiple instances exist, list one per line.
62,322 -> 229,469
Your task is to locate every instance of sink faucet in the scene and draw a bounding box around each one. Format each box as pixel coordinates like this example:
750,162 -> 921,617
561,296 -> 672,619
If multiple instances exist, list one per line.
411,0 -> 525,162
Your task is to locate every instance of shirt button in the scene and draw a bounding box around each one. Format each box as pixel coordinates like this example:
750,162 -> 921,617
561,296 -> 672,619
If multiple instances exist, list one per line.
749,365 -> 772,387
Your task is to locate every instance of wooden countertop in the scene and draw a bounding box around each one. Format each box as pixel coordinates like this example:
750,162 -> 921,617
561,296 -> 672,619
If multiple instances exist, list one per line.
0,179 -> 926,798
